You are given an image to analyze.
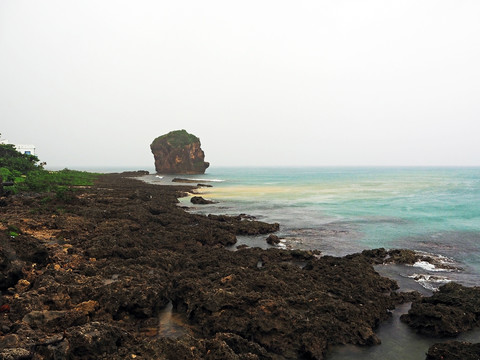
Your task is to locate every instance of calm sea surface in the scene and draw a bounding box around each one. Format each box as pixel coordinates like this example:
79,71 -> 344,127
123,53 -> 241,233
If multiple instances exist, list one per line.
143,166 -> 480,359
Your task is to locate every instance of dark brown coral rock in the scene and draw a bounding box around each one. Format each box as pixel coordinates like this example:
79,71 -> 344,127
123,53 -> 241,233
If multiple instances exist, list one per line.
191,196 -> 215,205
426,341 -> 480,360
400,282 -> 480,337
150,130 -> 209,174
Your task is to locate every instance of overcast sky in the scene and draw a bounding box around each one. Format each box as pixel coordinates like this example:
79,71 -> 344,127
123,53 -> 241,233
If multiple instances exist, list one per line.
1,1 -> 479,169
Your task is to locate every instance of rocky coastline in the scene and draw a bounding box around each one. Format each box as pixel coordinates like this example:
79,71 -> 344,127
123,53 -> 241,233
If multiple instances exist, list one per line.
0,173 -> 479,359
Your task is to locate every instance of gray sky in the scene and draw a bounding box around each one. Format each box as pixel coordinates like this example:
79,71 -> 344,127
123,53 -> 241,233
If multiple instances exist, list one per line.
1,0 -> 479,169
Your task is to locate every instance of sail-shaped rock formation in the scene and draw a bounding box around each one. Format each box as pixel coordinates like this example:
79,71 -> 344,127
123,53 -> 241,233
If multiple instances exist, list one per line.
150,130 -> 209,174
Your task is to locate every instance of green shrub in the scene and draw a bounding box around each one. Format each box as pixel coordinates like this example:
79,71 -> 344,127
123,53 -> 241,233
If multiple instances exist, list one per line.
0,144 -> 41,174
151,129 -> 200,148
18,169 -> 98,194
0,167 -> 23,182
0,142 -> 98,196
55,185 -> 76,202
7,225 -> 20,237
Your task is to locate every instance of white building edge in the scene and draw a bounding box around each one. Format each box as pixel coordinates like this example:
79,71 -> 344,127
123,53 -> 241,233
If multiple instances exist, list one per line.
0,139 -> 36,156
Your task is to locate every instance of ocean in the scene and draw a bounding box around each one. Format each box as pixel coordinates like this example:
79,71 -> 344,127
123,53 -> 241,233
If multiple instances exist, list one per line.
141,166 -> 480,359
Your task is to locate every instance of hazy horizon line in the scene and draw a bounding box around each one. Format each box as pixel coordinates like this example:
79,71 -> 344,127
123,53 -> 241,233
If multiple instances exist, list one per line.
45,164 -> 480,172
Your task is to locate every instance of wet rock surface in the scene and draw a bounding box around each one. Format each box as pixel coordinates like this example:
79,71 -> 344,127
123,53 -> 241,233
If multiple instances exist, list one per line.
401,282 -> 480,337
207,214 -> 280,236
172,178 -> 201,183
266,234 -> 281,245
0,173 -> 423,359
426,341 -> 480,360
361,248 -> 453,267
191,196 -> 216,205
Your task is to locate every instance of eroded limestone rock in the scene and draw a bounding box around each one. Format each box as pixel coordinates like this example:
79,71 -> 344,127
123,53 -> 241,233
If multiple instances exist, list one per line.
150,130 -> 209,174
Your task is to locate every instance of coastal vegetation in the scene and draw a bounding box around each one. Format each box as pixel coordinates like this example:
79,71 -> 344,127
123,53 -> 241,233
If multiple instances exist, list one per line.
0,143 -> 40,176
152,129 -> 200,148
0,143 -> 98,198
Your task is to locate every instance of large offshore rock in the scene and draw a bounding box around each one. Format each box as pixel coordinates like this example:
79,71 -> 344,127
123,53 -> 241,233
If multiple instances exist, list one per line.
150,130 -> 209,174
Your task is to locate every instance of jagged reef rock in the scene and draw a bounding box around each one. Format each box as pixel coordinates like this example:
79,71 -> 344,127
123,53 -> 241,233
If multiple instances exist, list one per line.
150,130 -> 209,174
426,341 -> 480,360
191,196 -> 215,205
400,282 -> 480,336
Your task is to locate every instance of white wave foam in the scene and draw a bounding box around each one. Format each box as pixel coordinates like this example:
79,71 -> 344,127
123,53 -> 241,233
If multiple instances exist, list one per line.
410,251 -> 461,272
411,261 -> 444,272
408,273 -> 451,291
189,178 -> 225,183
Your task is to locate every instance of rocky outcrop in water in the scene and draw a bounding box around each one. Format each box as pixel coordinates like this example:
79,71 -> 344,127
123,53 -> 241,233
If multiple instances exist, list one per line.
190,196 -> 215,205
401,282 -> 480,336
266,234 -> 281,245
150,130 -> 209,174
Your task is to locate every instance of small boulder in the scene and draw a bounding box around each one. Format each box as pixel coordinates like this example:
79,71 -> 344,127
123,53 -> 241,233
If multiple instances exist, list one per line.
191,196 -> 215,205
266,234 -> 281,245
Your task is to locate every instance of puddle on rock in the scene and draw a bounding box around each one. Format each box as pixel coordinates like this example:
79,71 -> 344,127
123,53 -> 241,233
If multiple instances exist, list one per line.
102,274 -> 119,286
289,260 -> 308,269
157,301 -> 191,338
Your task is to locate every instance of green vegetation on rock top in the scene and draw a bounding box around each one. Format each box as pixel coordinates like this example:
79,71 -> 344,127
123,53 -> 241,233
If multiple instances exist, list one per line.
151,129 -> 200,148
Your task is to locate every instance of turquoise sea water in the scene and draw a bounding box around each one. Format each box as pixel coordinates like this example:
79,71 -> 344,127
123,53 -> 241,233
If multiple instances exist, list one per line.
143,167 -> 480,359
184,167 -> 480,271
